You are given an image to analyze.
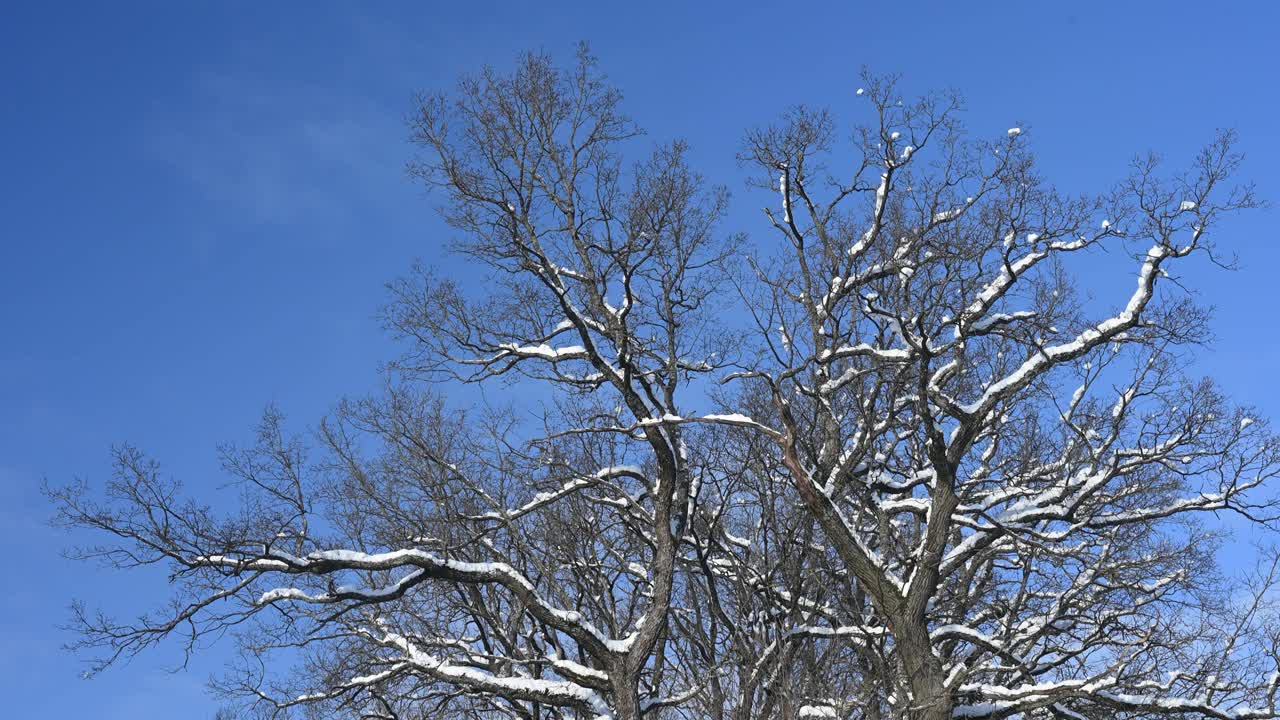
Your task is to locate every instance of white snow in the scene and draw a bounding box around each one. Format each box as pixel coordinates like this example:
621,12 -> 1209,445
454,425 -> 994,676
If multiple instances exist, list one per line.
933,206 -> 965,223
779,172 -> 790,223
499,343 -> 587,361
379,629 -> 612,714
1007,127 -> 1022,137
1179,200 -> 1197,211
849,173 -> 889,257
958,244 -> 1165,415
702,413 -> 757,425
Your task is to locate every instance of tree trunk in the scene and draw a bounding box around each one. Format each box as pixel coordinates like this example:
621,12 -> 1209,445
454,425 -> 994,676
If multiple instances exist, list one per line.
613,676 -> 642,720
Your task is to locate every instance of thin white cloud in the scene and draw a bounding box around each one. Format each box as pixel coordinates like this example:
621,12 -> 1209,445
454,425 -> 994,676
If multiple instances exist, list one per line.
146,70 -> 408,229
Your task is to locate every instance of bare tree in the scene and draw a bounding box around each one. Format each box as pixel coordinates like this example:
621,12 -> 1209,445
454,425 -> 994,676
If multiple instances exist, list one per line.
51,48 -> 1280,720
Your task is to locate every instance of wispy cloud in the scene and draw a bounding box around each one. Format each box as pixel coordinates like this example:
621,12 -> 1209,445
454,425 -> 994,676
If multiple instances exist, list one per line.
146,69 -> 410,230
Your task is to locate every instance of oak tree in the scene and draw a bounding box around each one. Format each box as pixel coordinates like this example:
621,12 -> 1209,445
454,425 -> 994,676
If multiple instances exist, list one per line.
53,48 -> 1280,720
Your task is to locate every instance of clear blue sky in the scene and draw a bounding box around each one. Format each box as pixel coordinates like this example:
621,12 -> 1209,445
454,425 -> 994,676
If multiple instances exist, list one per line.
2,1 -> 1277,716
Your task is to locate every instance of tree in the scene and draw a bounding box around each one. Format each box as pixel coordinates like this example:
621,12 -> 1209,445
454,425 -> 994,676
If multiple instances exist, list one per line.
51,47 -> 1280,720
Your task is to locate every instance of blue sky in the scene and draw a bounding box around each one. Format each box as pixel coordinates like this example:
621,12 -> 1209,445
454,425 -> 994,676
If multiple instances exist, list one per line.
2,1 -> 1277,716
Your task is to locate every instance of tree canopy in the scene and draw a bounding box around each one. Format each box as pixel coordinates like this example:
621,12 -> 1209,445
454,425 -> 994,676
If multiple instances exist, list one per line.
52,48 -> 1280,720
